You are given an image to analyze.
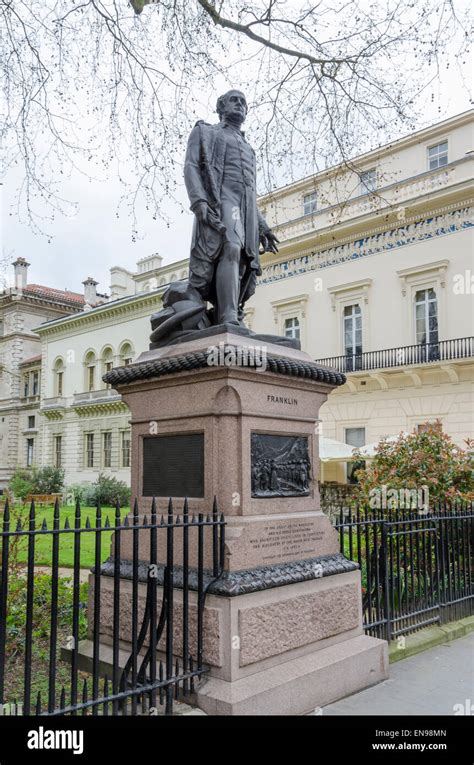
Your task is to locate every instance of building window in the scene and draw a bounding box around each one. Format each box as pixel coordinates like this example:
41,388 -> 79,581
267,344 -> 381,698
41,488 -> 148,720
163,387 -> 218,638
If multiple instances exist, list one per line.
54,435 -> 62,468
32,371 -> 39,396
343,304 -> 362,369
120,342 -> 134,367
284,317 -> 300,340
121,431 -> 131,468
102,347 -> 114,388
427,141 -> 448,170
303,191 -> 317,216
417,421 -> 443,434
54,358 -> 64,396
103,432 -> 112,468
415,288 -> 438,345
359,168 -> 377,194
28,415 -> 35,429
85,433 -> 94,468
26,438 -> 34,467
84,351 -> 97,392
345,427 -> 366,484
23,374 -> 29,398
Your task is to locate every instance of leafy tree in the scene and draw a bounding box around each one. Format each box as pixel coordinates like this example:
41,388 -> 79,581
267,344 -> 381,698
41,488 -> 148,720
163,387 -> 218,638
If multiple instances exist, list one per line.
8,466 -> 65,501
354,424 -> 474,506
8,469 -> 34,502
81,473 -> 131,507
32,466 -> 65,494
1,0 -> 469,234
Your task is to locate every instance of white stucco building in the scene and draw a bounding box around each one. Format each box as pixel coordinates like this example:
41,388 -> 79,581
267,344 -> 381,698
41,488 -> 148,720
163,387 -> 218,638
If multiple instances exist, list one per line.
0,259 -> 108,486
5,109 -> 473,491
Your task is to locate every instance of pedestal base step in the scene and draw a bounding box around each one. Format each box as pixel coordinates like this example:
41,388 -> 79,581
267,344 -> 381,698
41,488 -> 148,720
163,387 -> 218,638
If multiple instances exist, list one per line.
194,634 -> 389,716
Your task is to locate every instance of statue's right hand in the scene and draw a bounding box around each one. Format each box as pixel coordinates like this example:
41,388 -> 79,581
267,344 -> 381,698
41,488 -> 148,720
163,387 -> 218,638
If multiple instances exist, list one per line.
194,201 -> 209,224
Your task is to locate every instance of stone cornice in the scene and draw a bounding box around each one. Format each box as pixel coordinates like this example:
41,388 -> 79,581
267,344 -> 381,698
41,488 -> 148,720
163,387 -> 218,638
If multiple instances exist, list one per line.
0,292 -> 82,314
72,400 -> 129,417
34,291 -> 164,338
99,553 -> 359,595
104,350 -> 347,388
260,196 -> 474,267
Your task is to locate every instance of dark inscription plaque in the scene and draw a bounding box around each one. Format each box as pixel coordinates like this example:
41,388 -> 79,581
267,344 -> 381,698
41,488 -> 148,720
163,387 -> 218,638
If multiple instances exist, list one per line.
251,433 -> 311,498
142,434 -> 204,497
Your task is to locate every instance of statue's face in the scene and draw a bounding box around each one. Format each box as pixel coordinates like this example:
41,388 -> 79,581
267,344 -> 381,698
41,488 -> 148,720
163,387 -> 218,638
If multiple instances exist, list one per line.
222,90 -> 248,123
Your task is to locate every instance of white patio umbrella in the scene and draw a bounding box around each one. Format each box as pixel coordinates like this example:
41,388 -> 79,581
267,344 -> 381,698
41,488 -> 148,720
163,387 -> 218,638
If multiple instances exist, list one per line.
358,432 -> 411,459
319,436 -> 359,463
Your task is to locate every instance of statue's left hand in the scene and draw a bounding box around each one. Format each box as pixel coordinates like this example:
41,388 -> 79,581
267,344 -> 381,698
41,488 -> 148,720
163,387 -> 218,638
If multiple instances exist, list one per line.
260,230 -> 280,254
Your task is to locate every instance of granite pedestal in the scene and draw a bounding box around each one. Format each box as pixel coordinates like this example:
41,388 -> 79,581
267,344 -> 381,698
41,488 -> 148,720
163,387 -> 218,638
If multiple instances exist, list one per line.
92,333 -> 388,715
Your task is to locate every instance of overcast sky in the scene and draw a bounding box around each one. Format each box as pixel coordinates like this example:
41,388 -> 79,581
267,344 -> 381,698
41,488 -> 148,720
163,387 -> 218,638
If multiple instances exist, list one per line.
1,10 -> 472,298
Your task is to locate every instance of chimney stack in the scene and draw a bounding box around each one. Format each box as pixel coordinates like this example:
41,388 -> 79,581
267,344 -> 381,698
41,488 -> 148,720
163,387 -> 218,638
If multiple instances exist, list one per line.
82,277 -> 98,306
13,257 -> 30,291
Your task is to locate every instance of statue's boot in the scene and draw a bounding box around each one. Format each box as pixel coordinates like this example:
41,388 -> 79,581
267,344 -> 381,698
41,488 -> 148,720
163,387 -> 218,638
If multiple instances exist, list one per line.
216,244 -> 241,325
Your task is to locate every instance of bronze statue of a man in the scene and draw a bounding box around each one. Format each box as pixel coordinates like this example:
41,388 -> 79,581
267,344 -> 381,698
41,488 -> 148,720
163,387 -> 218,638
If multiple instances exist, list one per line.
184,89 -> 279,325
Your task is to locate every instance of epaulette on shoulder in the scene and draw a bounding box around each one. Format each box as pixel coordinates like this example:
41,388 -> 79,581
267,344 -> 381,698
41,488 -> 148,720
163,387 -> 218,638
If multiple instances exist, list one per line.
194,120 -> 212,128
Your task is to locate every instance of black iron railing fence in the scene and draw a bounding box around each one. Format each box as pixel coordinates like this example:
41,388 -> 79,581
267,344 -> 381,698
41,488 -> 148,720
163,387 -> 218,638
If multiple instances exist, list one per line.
316,336 -> 474,373
1,497 -> 472,715
0,498 -> 225,716
334,502 -> 474,641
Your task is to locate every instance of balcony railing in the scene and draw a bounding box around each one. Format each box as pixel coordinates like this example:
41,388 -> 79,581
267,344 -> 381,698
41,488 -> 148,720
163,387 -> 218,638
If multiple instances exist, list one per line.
315,337 -> 474,374
41,396 -> 66,411
73,388 -> 121,405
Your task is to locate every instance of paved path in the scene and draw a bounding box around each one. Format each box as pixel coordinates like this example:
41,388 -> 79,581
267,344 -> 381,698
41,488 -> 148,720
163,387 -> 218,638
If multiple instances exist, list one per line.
16,565 -> 91,583
322,633 -> 474,715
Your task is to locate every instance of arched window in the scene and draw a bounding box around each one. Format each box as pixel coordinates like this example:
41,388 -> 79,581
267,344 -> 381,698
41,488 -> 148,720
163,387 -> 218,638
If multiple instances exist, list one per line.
53,358 -> 65,397
101,346 -> 114,388
84,351 -> 97,392
120,342 -> 134,367
180,270 -> 188,280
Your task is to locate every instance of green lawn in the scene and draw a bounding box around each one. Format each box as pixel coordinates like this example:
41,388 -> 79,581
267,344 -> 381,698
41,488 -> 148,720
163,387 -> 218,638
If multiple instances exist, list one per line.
9,505 -> 130,569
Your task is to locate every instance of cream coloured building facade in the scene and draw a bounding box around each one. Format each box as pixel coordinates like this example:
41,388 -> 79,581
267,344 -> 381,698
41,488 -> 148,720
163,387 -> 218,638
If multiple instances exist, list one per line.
0,260 -> 107,487
20,110 -> 474,490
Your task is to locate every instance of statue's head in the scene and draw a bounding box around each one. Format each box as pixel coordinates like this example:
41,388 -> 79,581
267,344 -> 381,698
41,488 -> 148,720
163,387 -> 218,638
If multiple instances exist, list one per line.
216,90 -> 248,124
